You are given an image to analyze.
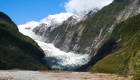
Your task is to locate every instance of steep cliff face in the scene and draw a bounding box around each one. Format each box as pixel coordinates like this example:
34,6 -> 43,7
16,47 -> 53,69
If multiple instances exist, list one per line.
115,0 -> 140,23
0,12 -> 48,70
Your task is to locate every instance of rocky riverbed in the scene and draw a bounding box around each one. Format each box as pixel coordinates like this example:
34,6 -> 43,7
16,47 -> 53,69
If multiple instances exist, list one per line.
0,70 -> 132,80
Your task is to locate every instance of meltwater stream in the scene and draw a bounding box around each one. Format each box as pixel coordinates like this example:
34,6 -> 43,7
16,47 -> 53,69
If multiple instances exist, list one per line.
18,25 -> 89,71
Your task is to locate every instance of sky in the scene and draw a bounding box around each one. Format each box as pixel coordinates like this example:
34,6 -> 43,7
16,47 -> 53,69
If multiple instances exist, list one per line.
0,0 -> 113,25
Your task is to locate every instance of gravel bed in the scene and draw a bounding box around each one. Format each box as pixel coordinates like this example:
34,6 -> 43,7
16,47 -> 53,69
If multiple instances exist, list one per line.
0,70 -> 132,80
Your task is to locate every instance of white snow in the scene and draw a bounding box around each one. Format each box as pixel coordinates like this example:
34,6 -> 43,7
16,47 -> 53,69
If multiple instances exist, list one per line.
18,21 -> 39,30
38,13 -> 75,31
40,13 -> 73,25
18,21 -> 40,40
19,12 -> 85,32
38,12 -> 84,31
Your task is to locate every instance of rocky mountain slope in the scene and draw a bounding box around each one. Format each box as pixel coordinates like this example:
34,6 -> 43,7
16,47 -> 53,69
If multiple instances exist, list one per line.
0,12 -> 48,70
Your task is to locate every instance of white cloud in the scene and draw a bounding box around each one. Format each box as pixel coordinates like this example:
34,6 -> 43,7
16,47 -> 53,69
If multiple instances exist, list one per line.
64,0 -> 113,13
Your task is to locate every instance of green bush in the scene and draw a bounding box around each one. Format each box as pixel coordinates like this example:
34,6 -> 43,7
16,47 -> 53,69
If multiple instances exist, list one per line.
129,50 -> 140,80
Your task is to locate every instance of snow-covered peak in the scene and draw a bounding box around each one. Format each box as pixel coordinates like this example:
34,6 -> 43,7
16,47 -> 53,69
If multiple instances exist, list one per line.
18,12 -> 86,32
41,13 -> 73,23
18,11 -> 95,35
39,13 -> 74,27
36,12 -> 86,31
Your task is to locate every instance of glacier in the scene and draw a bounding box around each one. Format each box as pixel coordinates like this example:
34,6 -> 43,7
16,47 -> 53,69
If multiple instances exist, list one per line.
18,13 -> 89,70
36,40 -> 89,70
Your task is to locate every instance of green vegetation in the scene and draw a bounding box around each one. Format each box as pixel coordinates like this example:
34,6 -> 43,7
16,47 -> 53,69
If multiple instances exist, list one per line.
0,12 -> 48,70
75,0 -> 130,52
90,12 -> 140,78
129,50 -> 140,80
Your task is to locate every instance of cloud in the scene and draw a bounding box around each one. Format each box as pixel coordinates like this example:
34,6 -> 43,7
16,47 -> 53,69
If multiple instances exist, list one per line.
64,0 -> 113,13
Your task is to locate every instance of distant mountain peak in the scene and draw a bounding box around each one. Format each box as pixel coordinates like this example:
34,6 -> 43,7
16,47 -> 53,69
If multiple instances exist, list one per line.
40,13 -> 74,23
39,13 -> 74,29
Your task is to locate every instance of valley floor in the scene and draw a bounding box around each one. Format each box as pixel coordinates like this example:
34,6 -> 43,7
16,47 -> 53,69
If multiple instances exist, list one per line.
0,70 -> 132,80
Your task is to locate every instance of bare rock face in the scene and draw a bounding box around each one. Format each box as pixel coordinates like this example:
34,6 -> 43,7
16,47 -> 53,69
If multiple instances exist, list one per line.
115,0 -> 140,23
54,24 -> 85,52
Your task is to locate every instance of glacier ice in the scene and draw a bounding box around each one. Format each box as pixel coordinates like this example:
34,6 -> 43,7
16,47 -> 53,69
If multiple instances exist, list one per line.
18,13 -> 89,70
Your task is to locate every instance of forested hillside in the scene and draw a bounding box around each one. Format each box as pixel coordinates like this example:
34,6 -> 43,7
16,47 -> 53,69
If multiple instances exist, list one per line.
90,12 -> 140,79
0,12 -> 48,70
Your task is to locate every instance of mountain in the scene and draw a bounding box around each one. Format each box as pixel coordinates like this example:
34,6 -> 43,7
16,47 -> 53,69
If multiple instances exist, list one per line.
33,12 -> 86,33
18,11 -> 96,51
19,12 -> 88,39
38,13 -> 74,31
74,0 -> 139,79
17,12 -> 95,71
90,12 -> 140,79
32,10 -> 96,52
17,0 -> 140,79
0,12 -> 48,70
31,0 -> 134,54
31,0 -> 140,78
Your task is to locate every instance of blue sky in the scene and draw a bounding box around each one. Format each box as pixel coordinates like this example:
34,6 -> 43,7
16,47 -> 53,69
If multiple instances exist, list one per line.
0,0 -> 67,25
0,0 -> 113,25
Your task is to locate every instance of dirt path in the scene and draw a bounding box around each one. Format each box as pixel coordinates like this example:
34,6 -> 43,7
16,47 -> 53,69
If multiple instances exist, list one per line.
0,70 -> 132,80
